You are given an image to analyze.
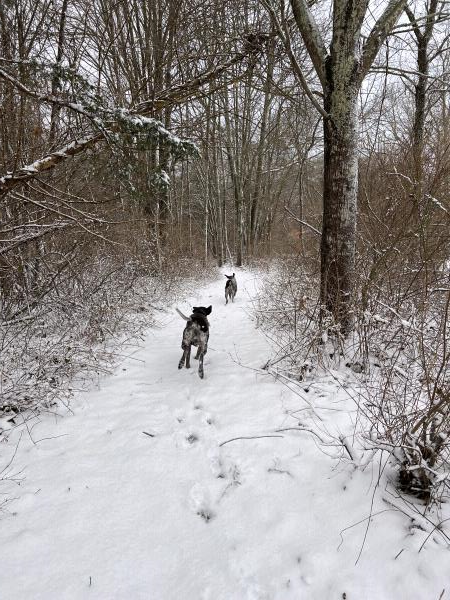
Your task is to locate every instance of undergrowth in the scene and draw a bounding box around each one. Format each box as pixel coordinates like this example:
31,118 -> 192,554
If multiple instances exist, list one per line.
253,256 -> 450,506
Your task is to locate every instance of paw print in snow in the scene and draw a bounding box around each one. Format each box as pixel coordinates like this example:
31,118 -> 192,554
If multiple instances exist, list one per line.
189,483 -> 215,523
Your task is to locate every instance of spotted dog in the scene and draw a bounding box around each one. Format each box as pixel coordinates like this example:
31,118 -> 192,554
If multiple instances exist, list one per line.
224,273 -> 237,304
177,305 -> 212,379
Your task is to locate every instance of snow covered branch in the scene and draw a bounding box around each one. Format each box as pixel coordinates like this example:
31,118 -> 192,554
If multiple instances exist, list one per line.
0,33 -> 270,196
0,134 -> 104,195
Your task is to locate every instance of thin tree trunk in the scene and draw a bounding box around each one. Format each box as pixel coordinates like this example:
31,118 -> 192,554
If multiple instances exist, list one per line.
223,86 -> 244,266
250,33 -> 274,252
49,0 -> 69,149
407,0 -> 438,195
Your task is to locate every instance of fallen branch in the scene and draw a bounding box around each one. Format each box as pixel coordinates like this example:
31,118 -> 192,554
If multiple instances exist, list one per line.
0,34 -> 271,196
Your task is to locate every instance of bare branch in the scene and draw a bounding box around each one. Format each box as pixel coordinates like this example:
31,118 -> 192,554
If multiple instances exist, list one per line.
359,0 -> 408,83
284,206 -> 321,236
404,5 -> 424,41
261,0 -> 329,119
289,0 -> 329,88
0,67 -> 91,120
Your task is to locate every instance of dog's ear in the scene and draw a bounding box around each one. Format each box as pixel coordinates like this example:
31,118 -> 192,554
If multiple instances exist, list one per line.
192,306 -> 199,313
206,305 -> 212,315
232,272 -> 235,277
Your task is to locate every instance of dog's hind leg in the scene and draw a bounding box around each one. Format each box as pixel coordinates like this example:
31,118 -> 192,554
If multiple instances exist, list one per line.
178,349 -> 187,369
194,346 -> 201,360
185,345 -> 192,369
179,342 -> 191,369
198,351 -> 204,378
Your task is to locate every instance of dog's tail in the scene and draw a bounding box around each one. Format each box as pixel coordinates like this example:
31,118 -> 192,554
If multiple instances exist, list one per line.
176,308 -> 190,321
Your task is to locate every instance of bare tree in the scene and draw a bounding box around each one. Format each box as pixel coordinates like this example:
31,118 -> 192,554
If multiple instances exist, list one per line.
262,1 -> 409,333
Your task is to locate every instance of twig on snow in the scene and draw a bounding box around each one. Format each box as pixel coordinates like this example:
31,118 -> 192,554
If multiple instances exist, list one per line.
219,435 -> 284,447
340,435 -> 355,461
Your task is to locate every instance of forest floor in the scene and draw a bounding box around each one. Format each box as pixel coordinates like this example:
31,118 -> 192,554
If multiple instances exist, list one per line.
1,269 -> 449,600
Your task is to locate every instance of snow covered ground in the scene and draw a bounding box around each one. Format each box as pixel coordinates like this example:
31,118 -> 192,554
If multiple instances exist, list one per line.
1,269 -> 449,600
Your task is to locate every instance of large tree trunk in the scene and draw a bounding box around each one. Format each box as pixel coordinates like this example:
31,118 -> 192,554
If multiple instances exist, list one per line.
321,89 -> 358,334
288,0 -> 407,334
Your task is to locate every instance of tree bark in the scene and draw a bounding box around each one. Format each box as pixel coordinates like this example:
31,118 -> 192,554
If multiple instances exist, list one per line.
406,0 -> 439,193
321,89 -> 358,333
49,0 -> 69,149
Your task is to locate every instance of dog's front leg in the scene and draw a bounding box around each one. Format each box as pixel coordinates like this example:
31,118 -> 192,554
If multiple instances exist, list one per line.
194,346 -> 201,360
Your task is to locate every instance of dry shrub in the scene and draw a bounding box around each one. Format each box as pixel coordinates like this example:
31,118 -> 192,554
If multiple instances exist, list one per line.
358,286 -> 450,503
254,254 -> 450,504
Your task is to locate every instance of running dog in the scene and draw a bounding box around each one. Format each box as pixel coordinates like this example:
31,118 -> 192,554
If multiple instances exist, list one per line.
177,305 -> 212,379
224,273 -> 237,304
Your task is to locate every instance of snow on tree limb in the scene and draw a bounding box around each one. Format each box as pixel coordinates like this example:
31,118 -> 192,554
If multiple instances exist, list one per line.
0,33 -> 270,196
0,114 -> 195,196
0,67 -> 93,121
0,135 -> 104,195
284,206 -> 321,236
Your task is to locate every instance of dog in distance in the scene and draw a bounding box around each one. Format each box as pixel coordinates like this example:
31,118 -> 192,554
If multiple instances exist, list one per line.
224,273 -> 237,304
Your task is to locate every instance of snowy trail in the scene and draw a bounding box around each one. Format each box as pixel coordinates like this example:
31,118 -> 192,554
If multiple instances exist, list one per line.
1,270 -> 449,600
